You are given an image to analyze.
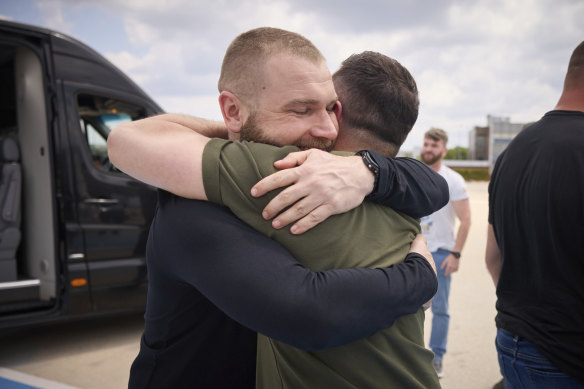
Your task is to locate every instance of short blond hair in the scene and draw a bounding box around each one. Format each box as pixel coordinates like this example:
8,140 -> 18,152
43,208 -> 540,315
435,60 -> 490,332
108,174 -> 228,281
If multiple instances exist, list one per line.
218,27 -> 325,106
425,127 -> 448,144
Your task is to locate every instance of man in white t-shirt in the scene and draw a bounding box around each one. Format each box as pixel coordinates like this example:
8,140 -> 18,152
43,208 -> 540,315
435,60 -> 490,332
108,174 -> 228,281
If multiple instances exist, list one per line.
420,128 -> 471,378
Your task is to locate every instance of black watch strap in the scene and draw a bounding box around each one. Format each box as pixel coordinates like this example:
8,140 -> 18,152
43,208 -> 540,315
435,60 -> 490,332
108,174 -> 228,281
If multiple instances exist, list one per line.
449,251 -> 461,259
356,150 -> 380,198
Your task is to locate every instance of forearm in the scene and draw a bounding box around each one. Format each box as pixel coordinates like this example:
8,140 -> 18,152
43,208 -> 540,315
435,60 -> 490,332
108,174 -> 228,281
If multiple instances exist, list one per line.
366,151 -> 449,218
167,198 -> 436,350
210,252 -> 437,351
453,198 -> 471,252
157,113 -> 228,138
453,220 -> 471,252
248,149 -> 449,233
107,114 -> 209,199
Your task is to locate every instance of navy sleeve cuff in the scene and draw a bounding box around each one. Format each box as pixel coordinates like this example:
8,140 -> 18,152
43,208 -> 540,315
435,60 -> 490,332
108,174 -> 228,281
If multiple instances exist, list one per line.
363,150 -> 449,218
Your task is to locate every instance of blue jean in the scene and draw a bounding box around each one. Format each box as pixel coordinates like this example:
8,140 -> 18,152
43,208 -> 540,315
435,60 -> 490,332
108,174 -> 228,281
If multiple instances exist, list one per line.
496,328 -> 584,389
429,248 -> 451,361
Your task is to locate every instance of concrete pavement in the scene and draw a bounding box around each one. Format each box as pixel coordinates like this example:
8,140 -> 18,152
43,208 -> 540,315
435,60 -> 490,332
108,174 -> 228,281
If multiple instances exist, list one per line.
424,181 -> 502,389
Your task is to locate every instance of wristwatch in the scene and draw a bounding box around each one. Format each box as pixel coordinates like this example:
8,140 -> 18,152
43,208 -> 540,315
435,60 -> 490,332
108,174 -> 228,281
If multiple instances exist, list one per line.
356,150 -> 380,196
449,251 -> 461,259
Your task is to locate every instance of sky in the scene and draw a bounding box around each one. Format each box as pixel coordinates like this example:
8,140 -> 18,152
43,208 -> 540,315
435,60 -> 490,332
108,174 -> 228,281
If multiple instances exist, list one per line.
1,0 -> 583,153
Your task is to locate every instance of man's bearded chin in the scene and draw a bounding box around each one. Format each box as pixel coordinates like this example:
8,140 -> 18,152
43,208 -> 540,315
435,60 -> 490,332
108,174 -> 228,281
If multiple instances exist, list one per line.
295,137 -> 334,151
422,152 -> 442,165
241,114 -> 335,151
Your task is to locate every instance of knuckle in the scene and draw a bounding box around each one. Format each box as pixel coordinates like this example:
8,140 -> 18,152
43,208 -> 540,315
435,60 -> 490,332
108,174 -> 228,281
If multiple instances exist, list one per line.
330,196 -> 346,211
294,203 -> 305,216
308,210 -> 323,223
278,191 -> 292,204
282,213 -> 296,224
272,173 -> 286,185
305,162 -> 317,172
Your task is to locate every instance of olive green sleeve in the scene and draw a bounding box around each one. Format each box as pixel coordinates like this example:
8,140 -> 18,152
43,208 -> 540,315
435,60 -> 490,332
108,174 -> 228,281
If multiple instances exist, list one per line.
201,138 -> 228,204
201,139 -> 300,236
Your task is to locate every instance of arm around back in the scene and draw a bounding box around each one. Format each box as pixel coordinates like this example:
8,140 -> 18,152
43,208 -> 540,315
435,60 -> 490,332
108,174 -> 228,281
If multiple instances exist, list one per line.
158,194 -> 437,351
107,114 -> 209,199
249,148 -> 449,234
367,150 -> 449,218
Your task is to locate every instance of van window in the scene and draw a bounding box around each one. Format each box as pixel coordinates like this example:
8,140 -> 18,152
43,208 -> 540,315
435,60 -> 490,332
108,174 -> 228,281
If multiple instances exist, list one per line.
77,94 -> 146,172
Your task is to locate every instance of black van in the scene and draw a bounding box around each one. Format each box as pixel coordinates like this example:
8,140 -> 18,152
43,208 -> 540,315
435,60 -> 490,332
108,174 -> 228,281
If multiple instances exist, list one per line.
0,20 -> 163,328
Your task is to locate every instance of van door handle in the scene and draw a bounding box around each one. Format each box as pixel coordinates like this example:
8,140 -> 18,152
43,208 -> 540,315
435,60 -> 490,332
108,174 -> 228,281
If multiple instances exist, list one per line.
83,198 -> 119,205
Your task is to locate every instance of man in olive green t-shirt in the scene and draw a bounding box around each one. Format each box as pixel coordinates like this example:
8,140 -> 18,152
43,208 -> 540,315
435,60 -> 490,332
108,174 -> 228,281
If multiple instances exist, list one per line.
203,139 -> 438,388
198,51 -> 439,388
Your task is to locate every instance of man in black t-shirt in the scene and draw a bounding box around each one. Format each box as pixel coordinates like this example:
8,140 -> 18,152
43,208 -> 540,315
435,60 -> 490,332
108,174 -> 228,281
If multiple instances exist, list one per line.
486,40 -> 584,388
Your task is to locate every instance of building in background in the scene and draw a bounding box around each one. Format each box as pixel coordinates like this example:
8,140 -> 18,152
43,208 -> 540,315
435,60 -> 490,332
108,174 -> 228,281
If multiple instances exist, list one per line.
486,115 -> 527,169
467,115 -> 529,172
468,125 -> 489,160
402,115 -> 530,180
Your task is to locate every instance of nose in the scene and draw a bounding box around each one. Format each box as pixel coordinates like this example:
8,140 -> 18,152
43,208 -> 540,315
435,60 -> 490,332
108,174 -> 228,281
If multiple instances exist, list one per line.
309,109 -> 338,140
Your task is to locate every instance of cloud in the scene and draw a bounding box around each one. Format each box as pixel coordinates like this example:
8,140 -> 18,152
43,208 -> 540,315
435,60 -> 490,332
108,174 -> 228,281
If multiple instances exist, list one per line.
123,19 -> 159,47
35,0 -> 75,34
156,94 -> 222,119
102,18 -> 224,103
16,0 -> 584,151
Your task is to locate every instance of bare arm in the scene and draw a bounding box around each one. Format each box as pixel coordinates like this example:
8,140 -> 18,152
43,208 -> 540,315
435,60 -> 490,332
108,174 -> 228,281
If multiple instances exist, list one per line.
156,113 -> 227,138
107,114 -> 212,199
441,198 -> 471,276
485,223 -> 502,287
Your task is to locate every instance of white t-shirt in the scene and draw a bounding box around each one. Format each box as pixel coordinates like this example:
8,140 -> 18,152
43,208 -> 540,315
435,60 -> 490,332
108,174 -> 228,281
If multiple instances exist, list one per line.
421,165 -> 468,252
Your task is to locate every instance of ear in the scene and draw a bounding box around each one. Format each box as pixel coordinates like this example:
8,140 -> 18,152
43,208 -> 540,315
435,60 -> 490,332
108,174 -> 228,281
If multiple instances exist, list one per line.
334,100 -> 342,126
218,91 -> 249,135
